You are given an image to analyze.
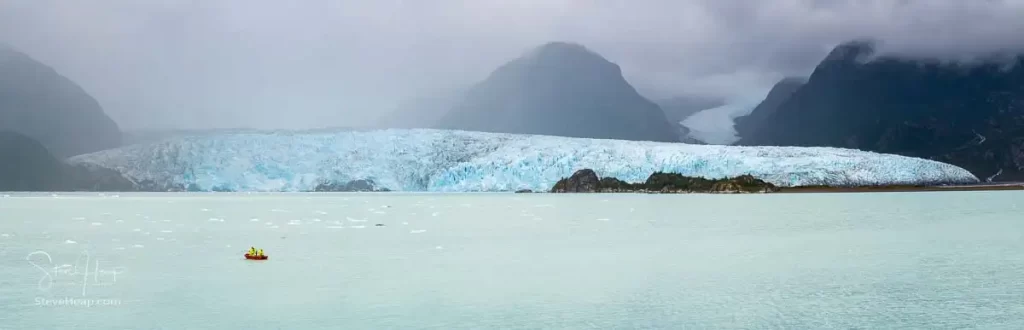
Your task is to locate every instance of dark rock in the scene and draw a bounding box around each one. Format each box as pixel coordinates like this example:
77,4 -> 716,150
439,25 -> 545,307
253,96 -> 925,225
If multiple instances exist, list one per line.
436,42 -> 678,142
550,168 -> 778,193
313,179 -> 390,192
514,189 -> 533,193
736,39 -> 1024,181
374,223 -> 385,227
551,169 -> 601,192
0,46 -> 121,157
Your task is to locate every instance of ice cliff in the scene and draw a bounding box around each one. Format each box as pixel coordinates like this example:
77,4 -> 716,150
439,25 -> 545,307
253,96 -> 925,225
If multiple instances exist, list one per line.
67,129 -> 979,192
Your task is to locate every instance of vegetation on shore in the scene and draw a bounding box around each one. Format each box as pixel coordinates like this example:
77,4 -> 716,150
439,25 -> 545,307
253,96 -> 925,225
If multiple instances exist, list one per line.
550,169 -> 779,193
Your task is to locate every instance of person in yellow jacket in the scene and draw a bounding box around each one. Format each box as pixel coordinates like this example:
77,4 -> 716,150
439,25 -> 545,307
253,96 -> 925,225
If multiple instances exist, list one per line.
249,246 -> 256,256
258,249 -> 264,257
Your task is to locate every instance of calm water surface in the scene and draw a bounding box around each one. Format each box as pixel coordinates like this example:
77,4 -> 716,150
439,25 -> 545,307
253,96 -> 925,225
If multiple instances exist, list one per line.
1,192 -> 1023,329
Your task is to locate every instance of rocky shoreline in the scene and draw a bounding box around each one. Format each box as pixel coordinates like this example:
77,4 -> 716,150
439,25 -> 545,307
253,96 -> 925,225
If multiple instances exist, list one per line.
549,169 -> 779,194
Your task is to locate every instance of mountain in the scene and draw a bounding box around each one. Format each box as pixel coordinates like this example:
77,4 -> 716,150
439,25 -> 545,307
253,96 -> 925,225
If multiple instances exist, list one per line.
736,40 -> 1024,181
732,77 -> 806,139
435,42 -> 678,142
0,45 -> 121,158
0,131 -> 134,191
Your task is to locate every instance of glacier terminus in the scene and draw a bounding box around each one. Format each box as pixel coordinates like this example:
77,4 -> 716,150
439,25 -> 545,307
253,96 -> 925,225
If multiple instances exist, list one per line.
68,129 -> 979,192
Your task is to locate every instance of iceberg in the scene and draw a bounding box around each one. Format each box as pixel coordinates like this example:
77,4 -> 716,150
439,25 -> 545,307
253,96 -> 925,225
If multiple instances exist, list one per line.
68,129 -> 978,192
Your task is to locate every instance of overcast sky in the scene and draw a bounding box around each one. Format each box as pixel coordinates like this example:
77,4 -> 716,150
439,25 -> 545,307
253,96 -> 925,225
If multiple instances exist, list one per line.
2,0 -> 1023,130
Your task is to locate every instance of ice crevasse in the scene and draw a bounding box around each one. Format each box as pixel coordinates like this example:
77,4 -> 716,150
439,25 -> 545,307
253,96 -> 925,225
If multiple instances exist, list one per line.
68,129 -> 979,192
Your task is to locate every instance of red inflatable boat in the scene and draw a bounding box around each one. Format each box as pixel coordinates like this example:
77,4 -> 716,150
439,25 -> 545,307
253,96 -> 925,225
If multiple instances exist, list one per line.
244,253 -> 268,260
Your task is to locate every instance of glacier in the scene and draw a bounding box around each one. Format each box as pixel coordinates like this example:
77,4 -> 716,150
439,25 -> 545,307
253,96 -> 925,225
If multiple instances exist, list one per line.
67,129 -> 978,192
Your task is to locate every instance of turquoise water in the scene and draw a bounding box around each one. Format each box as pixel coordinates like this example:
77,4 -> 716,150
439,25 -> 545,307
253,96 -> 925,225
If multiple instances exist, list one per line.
1,192 -> 1023,329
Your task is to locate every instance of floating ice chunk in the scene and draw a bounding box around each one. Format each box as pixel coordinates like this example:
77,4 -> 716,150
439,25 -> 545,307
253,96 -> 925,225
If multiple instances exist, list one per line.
596,218 -> 610,221
314,211 -> 328,215
116,219 -> 124,223
200,208 -> 210,212
410,229 -> 426,234
133,244 -> 144,248
0,233 -> 9,238
72,217 -> 86,221
250,218 -> 260,222
114,247 -> 125,251
431,212 -> 440,217
436,246 -> 443,250
271,209 -> 288,213
208,218 -> 224,222
346,217 -> 367,222
311,218 -> 322,222
288,220 -> 302,225
133,228 -> 141,232
156,237 -> 165,241
350,225 -> 365,229
326,226 -> 345,229
160,230 -> 173,233
65,240 -> 77,244
373,211 -> 386,215
91,222 -> 102,226
402,222 -> 409,225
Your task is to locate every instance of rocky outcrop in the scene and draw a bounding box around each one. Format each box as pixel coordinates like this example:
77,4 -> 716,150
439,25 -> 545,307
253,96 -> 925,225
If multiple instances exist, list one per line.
550,169 -> 601,192
312,179 -> 391,192
0,131 -> 135,191
0,46 -> 121,157
436,42 -> 679,142
550,168 -> 778,193
736,40 -> 1024,181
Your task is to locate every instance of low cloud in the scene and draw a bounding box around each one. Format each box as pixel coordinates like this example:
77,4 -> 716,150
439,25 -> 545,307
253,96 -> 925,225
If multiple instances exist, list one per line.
1,0 -> 1022,130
